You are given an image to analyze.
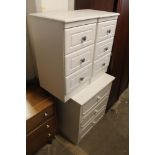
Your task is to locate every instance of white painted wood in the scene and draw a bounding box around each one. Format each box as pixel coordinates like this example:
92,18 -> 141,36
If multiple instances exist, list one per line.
65,45 -> 94,76
96,20 -> 117,42
65,19 -> 97,28
71,73 -> 114,105
28,9 -> 119,144
28,16 -> 65,101
65,23 -> 96,54
93,53 -> 111,77
95,37 -> 114,60
66,64 -> 92,94
29,9 -> 119,23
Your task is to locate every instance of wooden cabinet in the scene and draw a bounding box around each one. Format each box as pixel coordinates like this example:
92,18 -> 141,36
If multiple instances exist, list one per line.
26,85 -> 57,155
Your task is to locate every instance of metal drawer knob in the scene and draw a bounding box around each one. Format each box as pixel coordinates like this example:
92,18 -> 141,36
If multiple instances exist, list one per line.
104,47 -> 108,52
81,36 -> 87,43
79,77 -> 84,81
46,124 -> 50,128
80,58 -> 85,63
48,133 -> 51,137
97,96 -> 102,101
107,29 -> 111,34
44,112 -> 48,117
102,63 -> 106,66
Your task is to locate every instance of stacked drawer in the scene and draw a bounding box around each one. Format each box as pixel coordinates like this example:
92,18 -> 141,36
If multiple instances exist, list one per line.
59,73 -> 115,144
65,23 -> 96,94
26,86 -> 57,155
93,19 -> 117,79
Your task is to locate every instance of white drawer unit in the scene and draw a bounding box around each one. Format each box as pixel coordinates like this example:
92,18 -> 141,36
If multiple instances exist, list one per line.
57,73 -> 115,144
28,9 -> 119,144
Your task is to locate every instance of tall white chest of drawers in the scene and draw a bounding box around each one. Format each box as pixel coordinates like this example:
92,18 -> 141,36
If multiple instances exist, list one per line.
28,9 -> 119,144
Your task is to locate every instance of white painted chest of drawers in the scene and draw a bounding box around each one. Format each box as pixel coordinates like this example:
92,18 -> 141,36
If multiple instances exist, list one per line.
28,9 -> 119,144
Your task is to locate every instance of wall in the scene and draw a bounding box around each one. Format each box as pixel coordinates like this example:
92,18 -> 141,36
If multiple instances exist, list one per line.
26,0 -> 75,80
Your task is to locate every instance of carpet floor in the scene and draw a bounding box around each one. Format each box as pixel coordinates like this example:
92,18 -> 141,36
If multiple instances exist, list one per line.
35,89 -> 129,155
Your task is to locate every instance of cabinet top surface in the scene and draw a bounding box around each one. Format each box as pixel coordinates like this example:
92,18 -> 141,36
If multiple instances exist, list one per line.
26,84 -> 54,120
29,9 -> 119,23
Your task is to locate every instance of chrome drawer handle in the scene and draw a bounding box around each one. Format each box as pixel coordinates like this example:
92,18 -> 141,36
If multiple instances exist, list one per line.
80,58 -> 85,63
107,29 -> 111,34
102,63 -> 106,66
94,109 -> 98,114
46,124 -> 50,128
48,133 -> 51,137
79,77 -> 84,81
81,36 -> 87,43
44,112 -> 48,117
97,96 -> 102,101
104,47 -> 108,52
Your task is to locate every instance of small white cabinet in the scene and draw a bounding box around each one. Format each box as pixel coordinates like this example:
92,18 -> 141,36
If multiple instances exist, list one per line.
28,9 -> 119,144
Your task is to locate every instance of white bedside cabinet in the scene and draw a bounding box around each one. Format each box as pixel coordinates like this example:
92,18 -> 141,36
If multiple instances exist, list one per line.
28,9 -> 119,144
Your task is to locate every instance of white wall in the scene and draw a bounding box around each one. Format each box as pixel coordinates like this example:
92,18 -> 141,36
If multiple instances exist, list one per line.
26,0 -> 75,80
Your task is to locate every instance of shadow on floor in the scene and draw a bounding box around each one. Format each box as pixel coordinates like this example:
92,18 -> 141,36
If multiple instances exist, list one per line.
35,89 -> 129,155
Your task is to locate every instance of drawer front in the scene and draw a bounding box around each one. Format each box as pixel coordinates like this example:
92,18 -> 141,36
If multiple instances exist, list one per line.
80,95 -> 109,127
65,23 -> 96,54
80,95 -> 108,127
65,45 -> 94,76
26,117 -> 57,155
95,38 -> 114,60
26,104 -> 55,133
81,83 -> 111,115
96,20 -> 117,42
79,119 -> 94,140
93,108 -> 105,124
66,64 -> 92,94
93,53 -> 111,77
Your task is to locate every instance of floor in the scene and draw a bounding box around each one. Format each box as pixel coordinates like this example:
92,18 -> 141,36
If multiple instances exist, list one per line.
35,89 -> 129,155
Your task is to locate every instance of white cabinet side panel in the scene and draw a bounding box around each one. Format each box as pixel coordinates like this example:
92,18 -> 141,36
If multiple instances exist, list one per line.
28,17 -> 65,101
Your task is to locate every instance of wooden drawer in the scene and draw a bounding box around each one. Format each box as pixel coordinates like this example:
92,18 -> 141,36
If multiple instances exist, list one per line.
65,23 -> 96,54
93,53 -> 111,77
26,117 -> 57,155
65,45 -> 94,76
95,37 -> 114,60
80,95 -> 109,127
96,20 -> 117,42
66,64 -> 92,94
81,83 -> 111,116
26,104 -> 55,133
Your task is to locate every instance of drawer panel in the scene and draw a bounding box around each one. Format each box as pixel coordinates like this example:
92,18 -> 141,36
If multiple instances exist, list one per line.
66,64 -> 92,94
80,95 -> 109,127
93,108 -> 105,124
65,23 -> 96,54
93,53 -> 111,77
79,119 -> 94,140
95,38 -> 114,60
26,104 -> 55,133
65,45 -> 94,76
26,117 -> 57,155
96,20 -> 117,42
82,83 -> 111,115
